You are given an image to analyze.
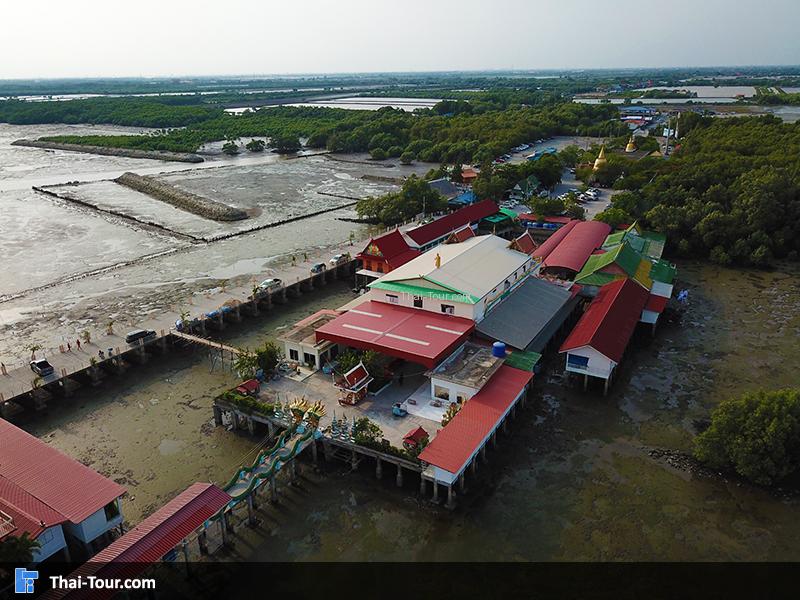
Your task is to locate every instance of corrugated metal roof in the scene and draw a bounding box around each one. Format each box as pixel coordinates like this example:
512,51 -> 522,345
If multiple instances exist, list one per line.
542,221 -> 611,273
0,477 -> 67,540
476,277 -> 574,351
43,483 -> 231,600
418,365 -> 532,475
532,220 -> 578,260
406,200 -> 498,246
357,229 -> 421,269
559,278 -> 649,363
0,420 -> 125,524
374,235 -> 530,303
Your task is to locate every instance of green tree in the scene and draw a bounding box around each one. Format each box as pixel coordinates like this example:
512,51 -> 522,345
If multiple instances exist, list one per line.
0,532 -> 40,563
245,138 -> 265,152
272,134 -> 301,154
234,347 -> 259,378
222,140 -> 239,155
370,147 -> 387,161
694,389 -> 800,486
594,207 -> 632,229
256,341 -> 281,372
399,151 -> 415,165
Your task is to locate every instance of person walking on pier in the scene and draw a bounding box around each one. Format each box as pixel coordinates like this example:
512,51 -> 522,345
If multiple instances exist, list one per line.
76,338 -> 81,350
98,350 -> 105,360
67,342 -> 71,352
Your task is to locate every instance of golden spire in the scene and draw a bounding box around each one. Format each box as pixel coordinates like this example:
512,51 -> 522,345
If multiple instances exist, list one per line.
593,145 -> 607,171
625,135 -> 636,153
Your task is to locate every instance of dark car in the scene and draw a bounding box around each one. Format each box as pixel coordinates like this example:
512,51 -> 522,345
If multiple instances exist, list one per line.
310,263 -> 327,274
30,358 -> 54,377
125,329 -> 157,344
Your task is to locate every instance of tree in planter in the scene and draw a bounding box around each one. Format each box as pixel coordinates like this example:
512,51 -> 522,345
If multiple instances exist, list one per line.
27,344 -> 42,360
441,402 -> 462,426
0,532 -> 40,563
694,388 -> 800,486
81,330 -> 91,344
353,417 -> 383,445
178,310 -> 191,331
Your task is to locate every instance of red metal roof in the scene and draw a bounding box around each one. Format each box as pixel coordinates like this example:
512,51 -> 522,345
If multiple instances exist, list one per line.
315,300 -> 474,369
510,231 -> 538,255
645,294 -> 668,313
532,219 -> 578,260
0,420 -> 125,525
236,379 -> 260,394
0,477 -> 67,540
418,365 -> 532,475
403,426 -> 429,444
542,221 -> 612,273
357,229 -> 421,269
519,214 -> 573,225
447,225 -> 476,244
43,483 -> 231,600
559,278 -> 649,363
406,200 -> 498,247
343,363 -> 370,388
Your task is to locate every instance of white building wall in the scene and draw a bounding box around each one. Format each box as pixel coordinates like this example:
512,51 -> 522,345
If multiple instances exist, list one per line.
32,525 -> 67,562
430,377 -> 479,404
563,346 -> 615,379
651,281 -> 673,298
374,290 -> 479,320
640,309 -> 659,325
63,499 -> 123,544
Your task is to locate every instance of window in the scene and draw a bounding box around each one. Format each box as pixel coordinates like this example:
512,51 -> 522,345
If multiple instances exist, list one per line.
377,264 -> 384,273
39,528 -> 54,545
456,394 -> 466,404
504,279 -> 511,290
434,385 -> 450,401
386,294 -> 399,304
567,354 -> 589,370
441,304 -> 454,315
289,349 -> 299,361
304,352 -> 316,367
413,296 -> 423,308
104,500 -> 120,521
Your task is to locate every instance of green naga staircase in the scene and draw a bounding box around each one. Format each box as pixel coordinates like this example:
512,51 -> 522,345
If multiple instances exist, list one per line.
219,399 -> 327,504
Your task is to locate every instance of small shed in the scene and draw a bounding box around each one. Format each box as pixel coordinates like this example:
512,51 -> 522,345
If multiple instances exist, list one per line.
402,426 -> 429,451
334,362 -> 373,405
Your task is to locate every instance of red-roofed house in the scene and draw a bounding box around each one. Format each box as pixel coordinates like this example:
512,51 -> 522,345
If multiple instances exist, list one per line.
356,229 -> 420,279
446,224 -> 476,244
541,220 -> 611,278
460,167 -> 478,183
532,219 -> 578,262
406,200 -> 498,250
0,420 -> 126,562
419,365 -> 532,504
334,362 -> 373,405
43,483 -> 231,600
559,278 -> 649,393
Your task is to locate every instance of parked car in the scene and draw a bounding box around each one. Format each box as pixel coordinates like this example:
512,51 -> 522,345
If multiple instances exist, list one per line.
125,329 -> 157,345
30,358 -> 54,377
258,278 -> 282,292
310,263 -> 327,274
329,253 -> 351,267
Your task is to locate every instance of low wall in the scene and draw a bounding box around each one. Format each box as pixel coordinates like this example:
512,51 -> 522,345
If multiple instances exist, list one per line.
115,172 -> 248,222
12,139 -> 204,163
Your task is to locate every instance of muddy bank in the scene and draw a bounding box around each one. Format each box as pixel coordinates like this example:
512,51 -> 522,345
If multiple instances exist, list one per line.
116,172 -> 248,222
12,138 -> 204,163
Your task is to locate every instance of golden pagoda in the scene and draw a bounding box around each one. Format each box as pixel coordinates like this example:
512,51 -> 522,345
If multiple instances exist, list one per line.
625,135 -> 636,153
593,145 -> 607,171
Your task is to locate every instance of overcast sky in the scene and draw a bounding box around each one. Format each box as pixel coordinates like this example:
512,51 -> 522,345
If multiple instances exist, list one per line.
3,0 -> 799,78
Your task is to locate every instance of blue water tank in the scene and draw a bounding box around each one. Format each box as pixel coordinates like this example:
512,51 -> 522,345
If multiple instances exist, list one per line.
492,341 -> 506,358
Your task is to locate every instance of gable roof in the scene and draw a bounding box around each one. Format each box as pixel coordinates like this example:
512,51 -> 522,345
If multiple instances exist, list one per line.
559,278 -> 649,363
372,234 -> 530,303
509,231 -> 538,255
418,365 -> 532,475
575,241 -> 652,289
447,224 -> 476,244
428,178 -> 461,199
44,483 -> 231,600
406,200 -> 498,247
358,229 -> 421,269
532,219 -> 578,260
0,477 -> 67,540
542,221 -> 611,273
0,420 -> 125,525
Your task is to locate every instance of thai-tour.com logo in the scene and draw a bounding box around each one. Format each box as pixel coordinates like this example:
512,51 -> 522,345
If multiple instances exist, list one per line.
14,568 -> 156,594
14,568 -> 37,594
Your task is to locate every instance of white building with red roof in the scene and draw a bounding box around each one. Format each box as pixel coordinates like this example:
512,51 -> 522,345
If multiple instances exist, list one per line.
0,420 -> 126,562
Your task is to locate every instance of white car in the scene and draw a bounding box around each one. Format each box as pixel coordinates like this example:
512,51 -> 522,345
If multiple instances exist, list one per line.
329,253 -> 351,267
258,278 -> 282,292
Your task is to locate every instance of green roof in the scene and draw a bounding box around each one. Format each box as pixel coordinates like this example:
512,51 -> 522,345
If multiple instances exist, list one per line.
575,241 -> 641,282
603,221 -> 666,259
481,212 -> 513,224
370,280 -> 480,304
575,271 -> 618,287
649,259 -> 677,284
504,350 -> 542,372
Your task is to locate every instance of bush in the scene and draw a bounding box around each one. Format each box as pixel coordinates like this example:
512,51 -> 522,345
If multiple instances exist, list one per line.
399,151 -> 415,165
370,147 -> 387,160
693,389 -> 800,486
222,140 -> 239,155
